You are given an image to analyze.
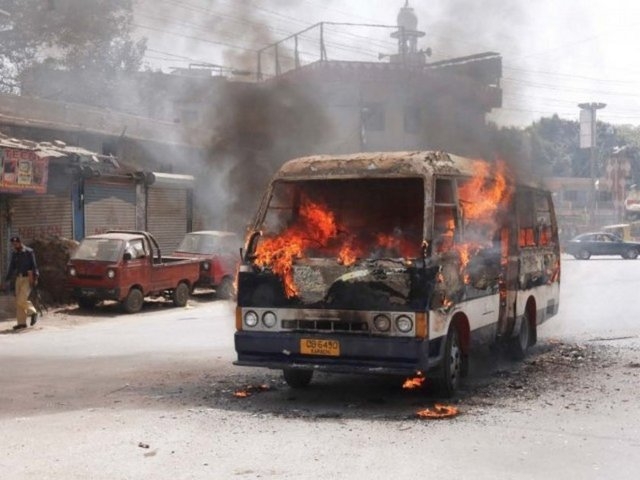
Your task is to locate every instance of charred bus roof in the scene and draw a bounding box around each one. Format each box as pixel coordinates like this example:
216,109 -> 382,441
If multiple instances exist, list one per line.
274,151 -> 474,180
273,150 -> 545,189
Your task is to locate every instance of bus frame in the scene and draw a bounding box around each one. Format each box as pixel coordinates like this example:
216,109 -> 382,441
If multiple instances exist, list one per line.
234,151 -> 561,395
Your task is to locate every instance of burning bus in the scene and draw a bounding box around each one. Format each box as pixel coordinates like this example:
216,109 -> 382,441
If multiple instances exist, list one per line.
234,151 -> 560,395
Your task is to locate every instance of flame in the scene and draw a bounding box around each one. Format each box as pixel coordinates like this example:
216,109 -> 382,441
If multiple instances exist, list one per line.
416,403 -> 459,419
254,195 -> 420,297
449,160 -> 513,286
233,384 -> 271,398
402,373 -> 425,389
441,297 -> 454,310
255,196 -> 338,297
459,160 -> 511,221
338,242 -> 358,266
376,233 -> 418,258
457,244 -> 471,266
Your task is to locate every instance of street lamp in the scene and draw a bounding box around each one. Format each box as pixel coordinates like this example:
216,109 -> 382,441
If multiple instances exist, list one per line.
578,102 -> 606,225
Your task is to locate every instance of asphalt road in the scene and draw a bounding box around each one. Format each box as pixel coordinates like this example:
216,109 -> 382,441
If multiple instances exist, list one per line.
1,260 -> 639,480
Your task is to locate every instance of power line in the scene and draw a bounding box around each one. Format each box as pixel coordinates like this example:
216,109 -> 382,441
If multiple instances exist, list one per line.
133,22 -> 257,52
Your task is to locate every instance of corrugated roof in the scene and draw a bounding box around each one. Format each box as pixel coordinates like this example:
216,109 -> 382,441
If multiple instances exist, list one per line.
0,132 -> 100,158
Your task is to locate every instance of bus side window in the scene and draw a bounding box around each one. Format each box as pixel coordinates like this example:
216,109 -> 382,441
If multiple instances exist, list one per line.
433,178 -> 458,254
535,192 -> 552,246
517,190 -> 536,247
434,208 -> 456,253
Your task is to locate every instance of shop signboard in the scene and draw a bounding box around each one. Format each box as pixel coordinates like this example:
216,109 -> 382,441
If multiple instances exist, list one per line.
0,146 -> 49,194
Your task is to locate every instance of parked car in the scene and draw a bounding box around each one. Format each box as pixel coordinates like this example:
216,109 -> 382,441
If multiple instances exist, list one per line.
67,231 -> 204,313
565,232 -> 640,260
172,231 -> 240,299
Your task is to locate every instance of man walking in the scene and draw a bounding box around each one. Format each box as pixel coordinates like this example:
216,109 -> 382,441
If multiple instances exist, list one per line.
4,236 -> 39,330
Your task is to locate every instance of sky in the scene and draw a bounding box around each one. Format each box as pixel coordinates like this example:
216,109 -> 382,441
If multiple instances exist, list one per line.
133,0 -> 640,128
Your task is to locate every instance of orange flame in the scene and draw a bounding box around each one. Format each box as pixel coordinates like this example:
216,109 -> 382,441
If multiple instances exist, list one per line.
459,160 -> 511,221
450,160 -> 513,284
255,197 -> 338,297
233,384 -> 271,398
416,403 -> 459,419
254,195 -> 420,297
338,242 -> 358,266
403,374 -> 426,389
376,233 -> 418,258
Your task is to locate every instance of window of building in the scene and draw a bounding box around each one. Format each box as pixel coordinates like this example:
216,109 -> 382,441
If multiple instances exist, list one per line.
361,103 -> 385,131
403,105 -> 421,134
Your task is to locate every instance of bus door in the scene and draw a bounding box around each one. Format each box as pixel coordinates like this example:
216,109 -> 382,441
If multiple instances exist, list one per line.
498,189 -> 535,339
497,225 -> 519,338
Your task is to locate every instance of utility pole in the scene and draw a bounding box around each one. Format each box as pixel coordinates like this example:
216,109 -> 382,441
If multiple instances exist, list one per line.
578,102 -> 606,226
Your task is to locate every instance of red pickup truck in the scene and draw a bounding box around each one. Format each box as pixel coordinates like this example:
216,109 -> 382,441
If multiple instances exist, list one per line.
172,230 -> 240,299
67,230 -> 203,313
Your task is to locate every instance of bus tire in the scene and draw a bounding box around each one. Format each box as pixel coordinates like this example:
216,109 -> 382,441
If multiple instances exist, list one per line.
436,323 -> 464,397
172,282 -> 190,307
509,311 -> 533,360
283,368 -> 313,388
122,288 -> 144,314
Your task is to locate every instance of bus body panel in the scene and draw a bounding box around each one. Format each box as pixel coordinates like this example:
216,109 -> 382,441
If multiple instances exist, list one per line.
235,151 -> 560,389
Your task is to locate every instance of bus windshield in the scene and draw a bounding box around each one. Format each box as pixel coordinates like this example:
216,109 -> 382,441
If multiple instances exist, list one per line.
258,177 -> 425,264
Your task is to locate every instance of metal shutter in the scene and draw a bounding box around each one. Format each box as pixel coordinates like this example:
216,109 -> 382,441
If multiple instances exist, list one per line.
84,181 -> 136,237
9,194 -> 73,243
146,187 -> 188,253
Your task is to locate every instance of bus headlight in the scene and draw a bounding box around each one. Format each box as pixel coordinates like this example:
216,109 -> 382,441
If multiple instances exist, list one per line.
68,267 -> 77,277
244,310 -> 259,327
396,315 -> 413,333
106,269 -> 116,279
373,314 -> 391,332
262,311 -> 277,328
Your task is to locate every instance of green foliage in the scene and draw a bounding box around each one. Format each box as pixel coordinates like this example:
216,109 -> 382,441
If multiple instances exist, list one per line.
488,115 -> 640,182
0,0 -> 145,92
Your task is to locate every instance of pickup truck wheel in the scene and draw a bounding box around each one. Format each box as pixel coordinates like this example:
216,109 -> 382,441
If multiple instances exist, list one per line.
217,277 -> 234,300
172,282 -> 190,307
77,297 -> 98,310
283,368 -> 313,388
122,288 -> 144,313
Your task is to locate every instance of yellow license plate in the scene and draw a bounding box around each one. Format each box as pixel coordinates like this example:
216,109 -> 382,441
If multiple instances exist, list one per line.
300,339 -> 340,356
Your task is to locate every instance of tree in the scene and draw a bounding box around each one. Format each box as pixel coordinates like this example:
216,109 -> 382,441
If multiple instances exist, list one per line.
0,0 -> 145,93
527,115 -> 580,177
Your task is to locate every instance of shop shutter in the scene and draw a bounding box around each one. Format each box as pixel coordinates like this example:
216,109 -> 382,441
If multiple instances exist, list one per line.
84,181 -> 136,237
9,193 -> 73,244
146,187 -> 188,253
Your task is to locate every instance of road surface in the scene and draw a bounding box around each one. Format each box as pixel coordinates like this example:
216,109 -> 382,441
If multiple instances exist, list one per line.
1,260 -> 639,479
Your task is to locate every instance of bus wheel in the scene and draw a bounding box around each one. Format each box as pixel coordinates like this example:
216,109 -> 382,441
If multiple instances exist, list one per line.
437,323 -> 464,397
122,288 -> 144,314
172,282 -> 190,307
283,368 -> 313,388
578,249 -> 591,260
509,312 -> 532,360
